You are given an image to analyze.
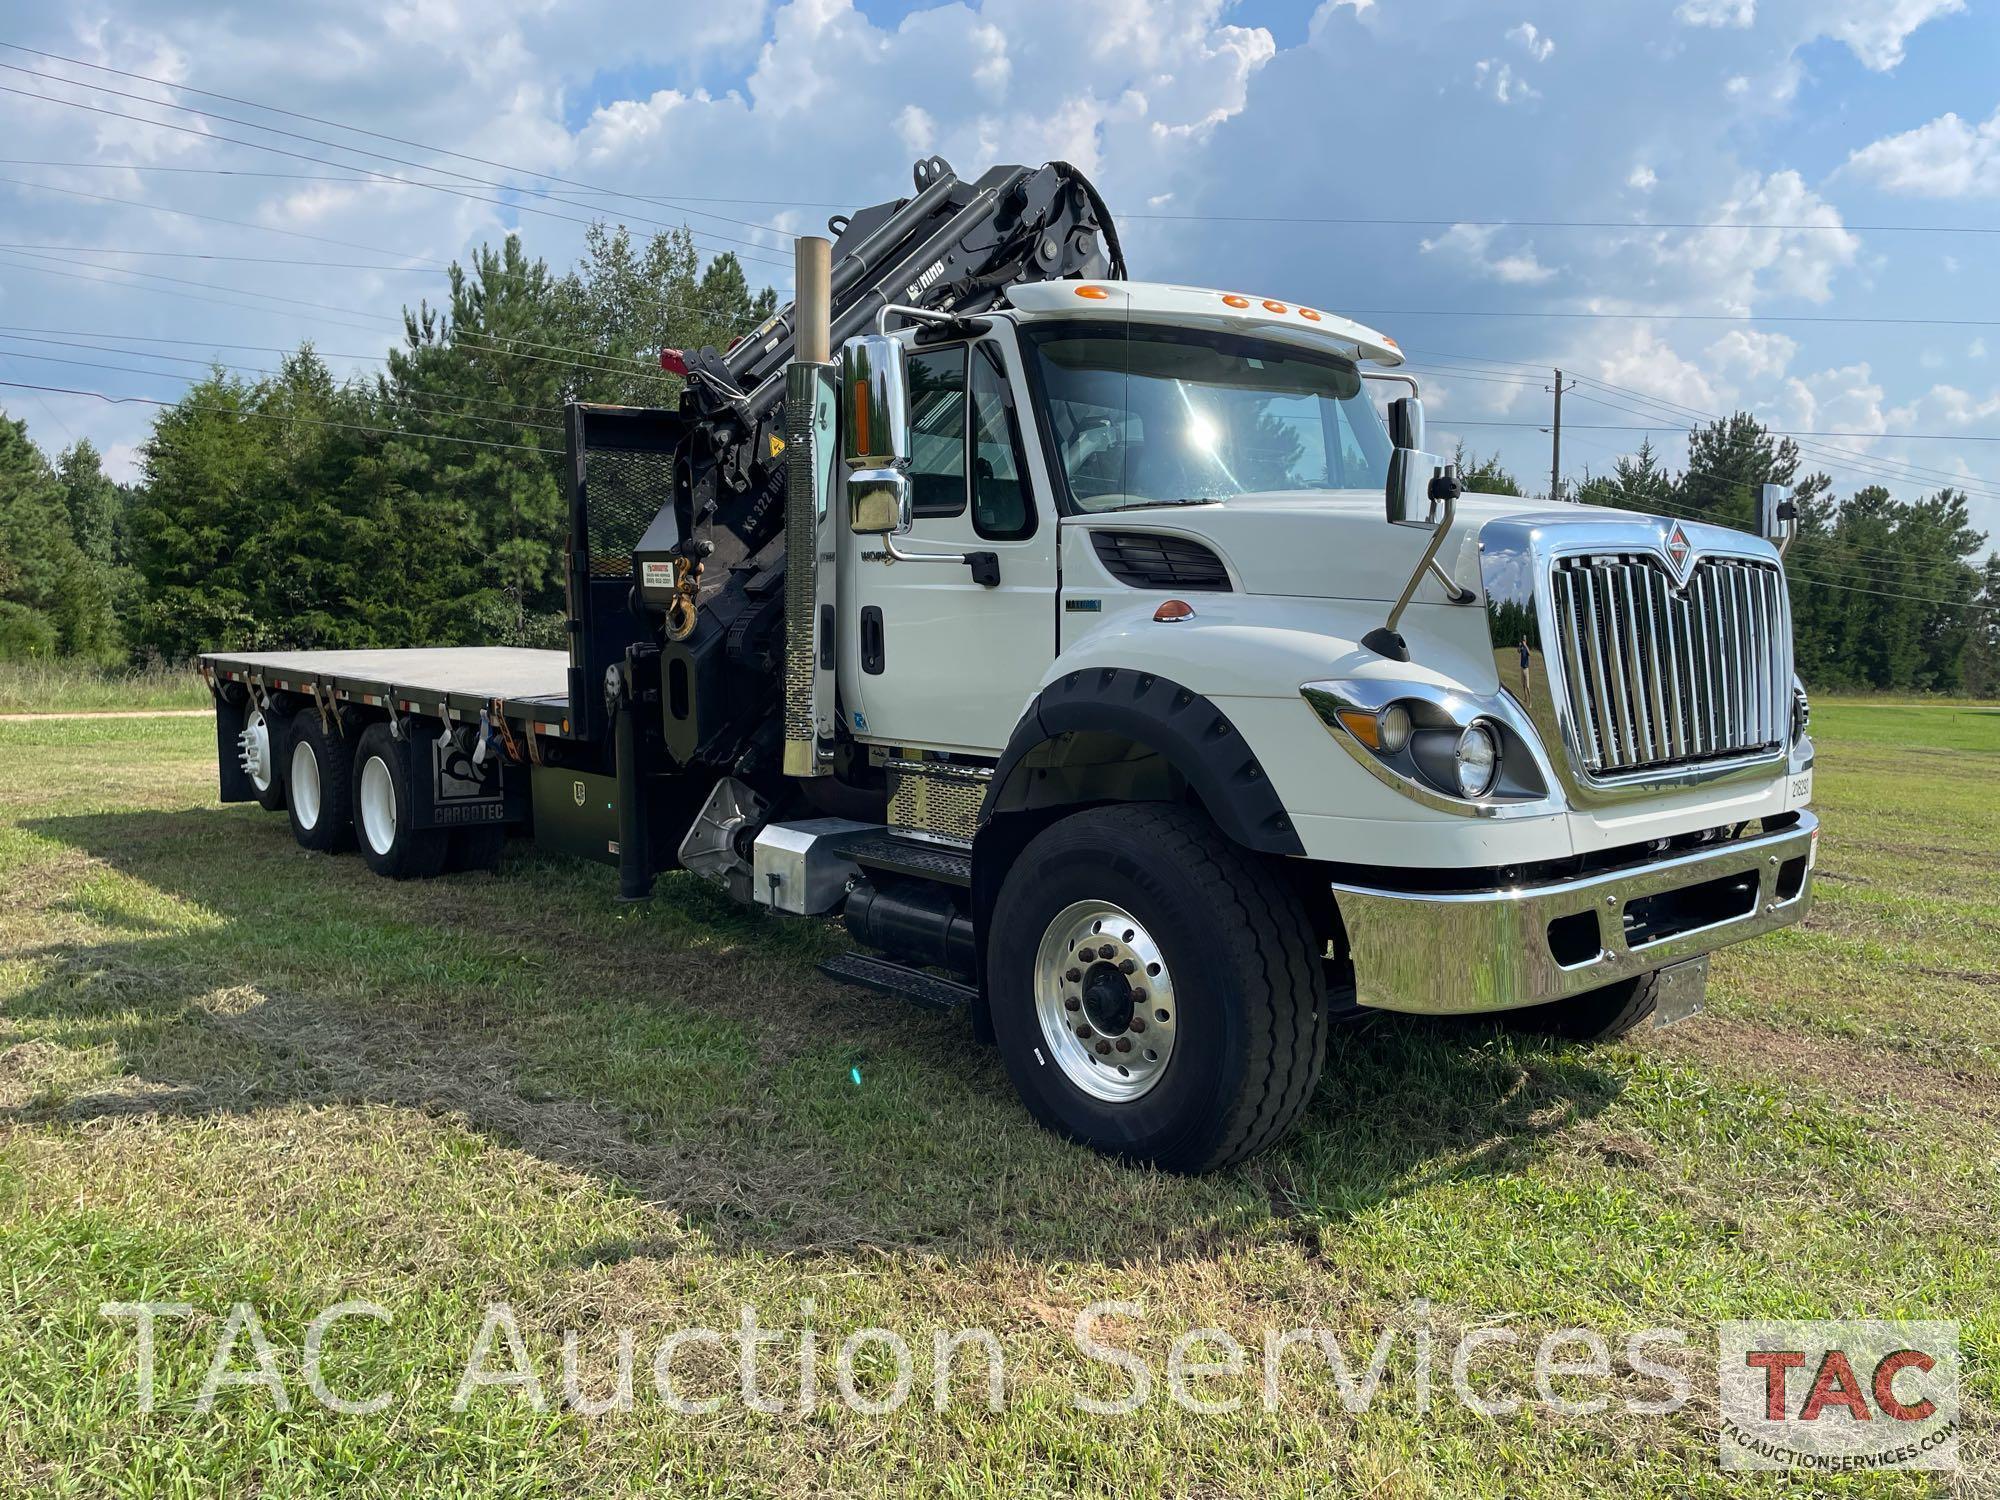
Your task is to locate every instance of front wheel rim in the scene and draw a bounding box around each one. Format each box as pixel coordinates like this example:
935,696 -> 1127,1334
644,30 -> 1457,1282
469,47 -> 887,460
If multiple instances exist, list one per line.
358,755 -> 397,855
289,740 -> 322,829
1033,900 -> 1178,1103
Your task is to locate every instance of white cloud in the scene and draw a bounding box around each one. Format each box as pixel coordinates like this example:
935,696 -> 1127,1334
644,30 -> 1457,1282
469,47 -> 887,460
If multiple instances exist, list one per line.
1627,164 -> 1657,192
1592,326 -> 1723,412
1844,105 -> 2000,198
1674,0 -> 1753,27
1419,223 -> 1556,283
1472,58 -> 1540,104
1826,0 -> 1965,70
1642,170 -> 1858,309
1707,328 -> 1799,382
1971,338 -> 1988,360
1507,21 -> 1556,62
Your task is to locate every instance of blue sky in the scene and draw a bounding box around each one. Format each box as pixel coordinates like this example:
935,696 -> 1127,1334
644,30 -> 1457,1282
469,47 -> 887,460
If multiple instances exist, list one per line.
0,0 -> 1995,541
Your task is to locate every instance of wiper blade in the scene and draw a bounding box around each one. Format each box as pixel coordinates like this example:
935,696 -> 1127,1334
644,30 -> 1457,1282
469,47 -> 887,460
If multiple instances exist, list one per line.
1104,496 -> 1223,512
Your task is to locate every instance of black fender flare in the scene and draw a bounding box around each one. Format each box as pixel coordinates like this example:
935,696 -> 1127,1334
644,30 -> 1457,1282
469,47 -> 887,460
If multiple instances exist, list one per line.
978,668 -> 1304,856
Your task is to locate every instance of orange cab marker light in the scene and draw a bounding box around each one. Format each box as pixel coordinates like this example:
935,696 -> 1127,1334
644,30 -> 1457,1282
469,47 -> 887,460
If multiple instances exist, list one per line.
1221,293 -> 1250,308
1298,307 -> 1322,321
1381,334 -> 1401,350
1154,599 -> 1196,623
1075,285 -> 1111,299
1262,299 -> 1288,314
1335,708 -> 1382,749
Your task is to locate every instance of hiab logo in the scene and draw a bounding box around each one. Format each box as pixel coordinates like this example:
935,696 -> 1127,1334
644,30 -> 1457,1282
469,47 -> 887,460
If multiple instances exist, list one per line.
1718,1321 -> 1958,1472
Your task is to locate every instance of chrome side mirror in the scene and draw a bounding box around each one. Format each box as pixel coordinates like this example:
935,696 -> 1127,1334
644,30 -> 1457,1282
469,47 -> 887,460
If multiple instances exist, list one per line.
1758,482 -> 1796,557
1386,448 -> 1456,527
1387,395 -> 1425,454
840,332 -> 910,470
849,470 -> 913,537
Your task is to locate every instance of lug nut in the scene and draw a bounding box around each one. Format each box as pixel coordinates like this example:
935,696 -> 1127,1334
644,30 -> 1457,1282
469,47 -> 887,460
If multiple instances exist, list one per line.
1094,1040 -> 1111,1055
1114,1037 -> 1132,1053
1119,958 -> 1136,974
1077,946 -> 1096,962
1065,968 -> 1081,983
1129,1017 -> 1146,1033
1075,1024 -> 1092,1039
1064,996 -> 1081,1012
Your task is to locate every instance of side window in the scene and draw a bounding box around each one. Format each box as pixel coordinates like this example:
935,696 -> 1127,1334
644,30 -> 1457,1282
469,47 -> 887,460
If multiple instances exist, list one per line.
969,343 -> 1036,540
907,346 -> 967,518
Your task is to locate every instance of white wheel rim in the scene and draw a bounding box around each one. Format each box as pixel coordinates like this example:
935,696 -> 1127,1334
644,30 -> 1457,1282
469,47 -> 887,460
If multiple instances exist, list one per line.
240,708 -> 273,792
1033,900 -> 1178,1103
359,755 -> 397,856
289,739 -> 322,830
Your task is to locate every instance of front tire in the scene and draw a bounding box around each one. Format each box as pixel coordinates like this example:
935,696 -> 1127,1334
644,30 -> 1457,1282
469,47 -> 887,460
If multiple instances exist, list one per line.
1506,971 -> 1663,1041
352,724 -> 450,879
987,804 -> 1325,1173
286,714 -> 354,853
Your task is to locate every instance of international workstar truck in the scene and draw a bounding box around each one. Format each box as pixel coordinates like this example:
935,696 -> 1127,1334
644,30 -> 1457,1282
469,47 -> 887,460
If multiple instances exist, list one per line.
201,156 -> 1818,1172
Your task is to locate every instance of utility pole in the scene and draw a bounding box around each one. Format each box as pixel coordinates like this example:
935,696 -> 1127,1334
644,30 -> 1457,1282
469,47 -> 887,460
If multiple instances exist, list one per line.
1546,368 -> 1577,502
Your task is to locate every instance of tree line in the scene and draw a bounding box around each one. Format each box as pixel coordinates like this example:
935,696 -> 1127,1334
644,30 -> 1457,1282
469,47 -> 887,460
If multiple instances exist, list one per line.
0,220 -> 1993,694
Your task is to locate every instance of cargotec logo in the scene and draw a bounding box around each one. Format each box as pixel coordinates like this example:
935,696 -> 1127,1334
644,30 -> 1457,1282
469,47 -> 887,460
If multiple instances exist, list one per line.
1718,1321 -> 1958,1472
1663,523 -> 1695,589
572,780 -> 586,808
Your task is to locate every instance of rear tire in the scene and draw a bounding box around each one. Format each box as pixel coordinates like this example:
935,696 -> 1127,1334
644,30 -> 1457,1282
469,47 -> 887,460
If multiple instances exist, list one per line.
987,804 -> 1325,1173
352,724 -> 450,880
286,714 -> 354,853
445,824 -> 508,873
243,704 -> 289,813
1506,971 -> 1662,1042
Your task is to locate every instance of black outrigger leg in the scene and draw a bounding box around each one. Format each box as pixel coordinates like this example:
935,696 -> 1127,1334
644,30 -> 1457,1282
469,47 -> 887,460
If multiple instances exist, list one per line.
611,656 -> 655,904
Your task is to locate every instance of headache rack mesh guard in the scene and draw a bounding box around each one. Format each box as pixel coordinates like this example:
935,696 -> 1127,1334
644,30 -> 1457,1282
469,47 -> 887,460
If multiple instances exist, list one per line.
563,403 -> 689,744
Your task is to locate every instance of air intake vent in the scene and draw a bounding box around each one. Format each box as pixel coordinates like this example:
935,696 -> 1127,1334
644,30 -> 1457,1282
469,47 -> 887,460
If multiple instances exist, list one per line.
1090,531 -> 1232,592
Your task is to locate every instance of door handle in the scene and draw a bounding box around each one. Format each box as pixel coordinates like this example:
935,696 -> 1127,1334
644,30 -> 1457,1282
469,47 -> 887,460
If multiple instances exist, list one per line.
860,606 -> 885,675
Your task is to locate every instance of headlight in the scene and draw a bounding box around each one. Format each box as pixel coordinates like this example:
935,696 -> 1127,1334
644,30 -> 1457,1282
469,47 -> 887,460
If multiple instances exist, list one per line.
1454,722 -> 1500,798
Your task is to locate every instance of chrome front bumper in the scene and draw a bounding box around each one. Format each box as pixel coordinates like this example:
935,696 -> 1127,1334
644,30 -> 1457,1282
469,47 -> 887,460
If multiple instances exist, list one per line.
1332,812 -> 1817,1014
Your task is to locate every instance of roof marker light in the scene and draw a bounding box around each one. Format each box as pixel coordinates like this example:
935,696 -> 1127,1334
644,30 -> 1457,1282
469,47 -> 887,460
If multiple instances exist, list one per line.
1262,299 -> 1288,313
1075,285 -> 1111,300
1298,308 -> 1322,322
1154,599 -> 1196,623
1221,294 -> 1250,308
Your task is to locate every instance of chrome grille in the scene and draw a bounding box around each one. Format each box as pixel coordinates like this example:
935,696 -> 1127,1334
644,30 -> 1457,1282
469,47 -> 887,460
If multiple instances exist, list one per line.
1548,553 -> 1788,778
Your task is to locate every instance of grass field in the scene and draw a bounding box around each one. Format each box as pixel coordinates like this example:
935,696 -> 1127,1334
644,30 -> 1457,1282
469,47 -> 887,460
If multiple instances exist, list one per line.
0,660 -> 210,714
0,700 -> 1994,1496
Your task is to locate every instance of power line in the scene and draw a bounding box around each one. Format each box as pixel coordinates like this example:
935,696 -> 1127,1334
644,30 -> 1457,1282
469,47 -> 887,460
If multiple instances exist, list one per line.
0,376 -> 561,455
0,240 -> 443,272
0,170 -> 449,264
1442,416 -> 2000,444
0,70 -> 794,271
0,252 -> 704,386
0,41 -> 807,242
0,335 -> 566,431
1127,212 -> 2000,237
1356,305 -> 2000,329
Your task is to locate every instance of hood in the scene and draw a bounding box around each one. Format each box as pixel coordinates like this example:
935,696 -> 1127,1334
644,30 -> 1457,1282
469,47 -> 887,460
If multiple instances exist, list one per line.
1074,489 -> 1633,604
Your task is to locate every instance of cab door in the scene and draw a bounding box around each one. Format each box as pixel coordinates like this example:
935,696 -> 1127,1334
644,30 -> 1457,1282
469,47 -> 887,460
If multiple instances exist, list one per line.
839,330 -> 1058,756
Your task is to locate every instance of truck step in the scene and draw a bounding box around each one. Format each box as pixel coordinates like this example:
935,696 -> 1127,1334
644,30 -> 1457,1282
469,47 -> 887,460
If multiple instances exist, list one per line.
843,834 -> 973,887
819,951 -> 975,1012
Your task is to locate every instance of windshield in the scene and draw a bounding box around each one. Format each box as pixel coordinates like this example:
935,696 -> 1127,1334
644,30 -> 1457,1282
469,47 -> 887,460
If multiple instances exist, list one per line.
1021,321 -> 1394,513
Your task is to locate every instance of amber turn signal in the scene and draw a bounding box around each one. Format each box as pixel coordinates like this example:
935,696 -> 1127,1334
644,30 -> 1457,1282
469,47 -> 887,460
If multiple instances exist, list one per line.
1153,600 -> 1196,622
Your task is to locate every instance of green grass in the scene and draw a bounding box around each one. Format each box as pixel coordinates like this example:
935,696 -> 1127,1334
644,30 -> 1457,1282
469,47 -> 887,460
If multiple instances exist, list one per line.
0,704 -> 1994,1495
0,659 -> 210,714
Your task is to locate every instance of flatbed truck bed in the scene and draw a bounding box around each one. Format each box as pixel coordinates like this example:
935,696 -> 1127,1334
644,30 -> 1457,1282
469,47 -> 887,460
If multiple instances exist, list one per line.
200,647 -> 573,736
